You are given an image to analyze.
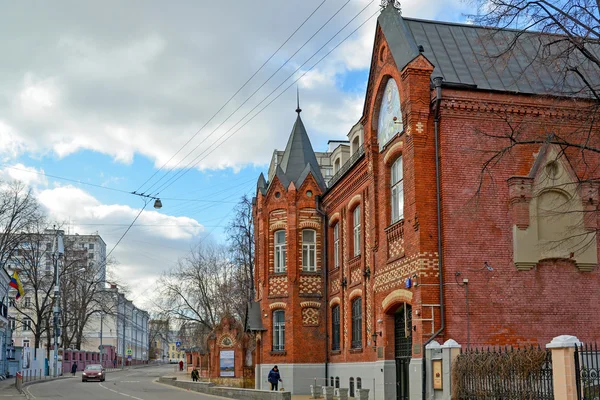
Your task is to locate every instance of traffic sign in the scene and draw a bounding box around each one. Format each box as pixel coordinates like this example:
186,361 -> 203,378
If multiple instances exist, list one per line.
127,355 -> 132,361
126,349 -> 133,356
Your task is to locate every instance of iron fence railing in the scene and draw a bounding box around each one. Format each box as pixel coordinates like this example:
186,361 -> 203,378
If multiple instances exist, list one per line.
453,346 -> 554,400
328,145 -> 365,188
575,342 -> 600,400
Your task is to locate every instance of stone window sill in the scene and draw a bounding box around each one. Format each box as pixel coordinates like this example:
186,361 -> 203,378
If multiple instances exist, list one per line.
270,350 -> 287,356
349,347 -> 363,354
330,350 -> 341,355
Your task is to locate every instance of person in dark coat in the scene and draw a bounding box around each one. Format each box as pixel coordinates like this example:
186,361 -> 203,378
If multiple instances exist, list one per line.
191,367 -> 199,382
179,360 -> 184,371
71,362 -> 77,376
268,365 -> 282,391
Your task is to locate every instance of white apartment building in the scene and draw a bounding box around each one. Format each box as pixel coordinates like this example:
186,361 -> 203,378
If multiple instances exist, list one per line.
7,230 -> 107,348
0,267 -> 11,377
81,285 -> 149,363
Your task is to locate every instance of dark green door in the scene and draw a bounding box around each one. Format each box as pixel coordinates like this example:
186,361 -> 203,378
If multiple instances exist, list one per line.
395,304 -> 412,400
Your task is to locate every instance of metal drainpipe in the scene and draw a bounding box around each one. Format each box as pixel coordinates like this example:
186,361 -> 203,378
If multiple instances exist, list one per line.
423,76 -> 445,400
316,195 -> 329,385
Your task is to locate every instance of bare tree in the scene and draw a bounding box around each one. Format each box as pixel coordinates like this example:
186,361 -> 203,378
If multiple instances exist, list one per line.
226,195 -> 255,307
148,316 -> 170,360
157,240 -> 242,330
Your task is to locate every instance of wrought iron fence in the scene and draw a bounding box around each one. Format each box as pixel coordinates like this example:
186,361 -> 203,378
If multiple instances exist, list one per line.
452,346 -> 554,400
575,342 -> 600,400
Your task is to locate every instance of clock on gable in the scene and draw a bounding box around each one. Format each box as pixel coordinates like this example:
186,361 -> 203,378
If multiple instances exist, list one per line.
377,78 -> 402,151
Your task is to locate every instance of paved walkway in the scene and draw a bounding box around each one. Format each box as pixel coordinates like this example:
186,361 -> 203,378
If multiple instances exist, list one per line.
0,376 -> 23,397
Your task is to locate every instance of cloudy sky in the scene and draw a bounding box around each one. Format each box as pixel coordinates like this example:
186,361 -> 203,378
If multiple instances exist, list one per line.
1,0 -> 474,309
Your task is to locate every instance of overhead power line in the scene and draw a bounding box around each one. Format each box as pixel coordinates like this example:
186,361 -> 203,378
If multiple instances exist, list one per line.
134,0 -> 330,195
152,4 -> 379,195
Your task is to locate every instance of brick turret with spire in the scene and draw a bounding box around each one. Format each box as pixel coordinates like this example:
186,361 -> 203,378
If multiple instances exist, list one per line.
250,95 -> 327,391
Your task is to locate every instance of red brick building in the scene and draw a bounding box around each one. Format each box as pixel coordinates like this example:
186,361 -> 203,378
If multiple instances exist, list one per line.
248,2 -> 600,399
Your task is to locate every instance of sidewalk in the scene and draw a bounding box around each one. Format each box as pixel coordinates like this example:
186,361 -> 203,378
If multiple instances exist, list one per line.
0,376 -> 24,397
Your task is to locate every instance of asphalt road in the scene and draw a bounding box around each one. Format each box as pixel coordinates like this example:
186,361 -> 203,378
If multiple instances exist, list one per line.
24,365 -> 226,400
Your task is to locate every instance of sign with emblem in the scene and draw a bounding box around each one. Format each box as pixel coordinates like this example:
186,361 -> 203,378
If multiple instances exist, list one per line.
126,348 -> 133,356
433,359 -> 443,389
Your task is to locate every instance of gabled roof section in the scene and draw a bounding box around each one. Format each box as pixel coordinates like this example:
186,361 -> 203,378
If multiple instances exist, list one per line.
378,5 -> 600,97
278,114 -> 326,191
256,173 -> 267,196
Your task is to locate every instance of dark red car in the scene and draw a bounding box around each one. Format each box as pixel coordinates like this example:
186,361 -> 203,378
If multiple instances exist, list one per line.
82,364 -> 105,382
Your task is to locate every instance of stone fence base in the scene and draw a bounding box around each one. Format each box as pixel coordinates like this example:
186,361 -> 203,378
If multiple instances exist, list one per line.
158,377 -> 291,400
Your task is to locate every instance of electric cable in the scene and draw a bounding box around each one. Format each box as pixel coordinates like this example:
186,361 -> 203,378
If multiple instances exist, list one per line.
153,5 -> 379,195
134,0 -> 329,195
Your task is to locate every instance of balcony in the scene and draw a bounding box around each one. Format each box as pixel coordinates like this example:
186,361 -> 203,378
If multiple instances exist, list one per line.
328,145 -> 365,188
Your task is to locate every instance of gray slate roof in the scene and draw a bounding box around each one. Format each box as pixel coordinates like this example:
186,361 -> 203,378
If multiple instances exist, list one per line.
278,114 -> 326,191
244,301 -> 265,332
379,6 -> 600,97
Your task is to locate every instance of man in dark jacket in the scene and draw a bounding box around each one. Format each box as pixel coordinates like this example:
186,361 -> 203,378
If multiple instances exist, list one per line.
268,365 -> 282,391
71,362 -> 78,376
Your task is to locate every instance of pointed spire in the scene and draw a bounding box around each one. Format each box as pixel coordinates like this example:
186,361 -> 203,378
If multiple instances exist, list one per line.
296,86 -> 302,115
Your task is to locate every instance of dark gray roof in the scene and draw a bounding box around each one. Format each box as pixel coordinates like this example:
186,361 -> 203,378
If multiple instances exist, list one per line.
256,173 -> 267,196
379,6 -> 600,97
244,301 -> 266,332
278,114 -> 326,191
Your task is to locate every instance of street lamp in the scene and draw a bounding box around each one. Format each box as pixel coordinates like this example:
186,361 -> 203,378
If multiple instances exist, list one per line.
52,230 -> 65,378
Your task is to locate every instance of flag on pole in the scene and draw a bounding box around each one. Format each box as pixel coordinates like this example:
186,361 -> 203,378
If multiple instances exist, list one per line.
9,271 -> 24,300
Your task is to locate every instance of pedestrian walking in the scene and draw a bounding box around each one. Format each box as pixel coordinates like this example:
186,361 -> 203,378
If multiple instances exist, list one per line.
71,362 -> 78,377
191,367 -> 199,382
179,360 -> 184,371
268,365 -> 282,391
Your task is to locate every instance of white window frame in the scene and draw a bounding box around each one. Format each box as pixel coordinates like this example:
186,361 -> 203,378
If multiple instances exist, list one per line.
22,318 -> 31,332
353,206 -> 361,257
273,310 -> 285,351
274,231 -> 287,273
333,224 -> 340,269
391,156 -> 404,223
302,230 -> 317,271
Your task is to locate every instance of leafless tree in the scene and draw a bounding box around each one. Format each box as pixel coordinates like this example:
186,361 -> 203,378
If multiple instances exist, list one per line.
157,240 -> 242,330
226,195 -> 255,307
148,316 -> 170,360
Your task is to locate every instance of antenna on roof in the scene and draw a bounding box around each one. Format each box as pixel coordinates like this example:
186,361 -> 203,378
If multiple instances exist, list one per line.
296,86 -> 302,115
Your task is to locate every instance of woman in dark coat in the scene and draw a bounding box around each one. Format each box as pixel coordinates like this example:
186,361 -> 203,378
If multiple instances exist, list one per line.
268,365 -> 282,391
71,362 -> 78,376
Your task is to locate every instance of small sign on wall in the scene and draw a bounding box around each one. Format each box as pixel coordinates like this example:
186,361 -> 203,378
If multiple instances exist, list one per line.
220,350 -> 235,377
432,359 -> 443,390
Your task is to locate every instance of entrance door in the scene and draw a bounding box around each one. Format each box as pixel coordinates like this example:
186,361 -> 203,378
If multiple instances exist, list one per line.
395,304 -> 412,400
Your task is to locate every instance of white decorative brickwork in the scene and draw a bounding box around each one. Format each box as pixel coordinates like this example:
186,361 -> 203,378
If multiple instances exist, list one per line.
269,275 -> 288,296
302,307 -> 319,326
374,253 -> 438,293
299,275 -> 322,295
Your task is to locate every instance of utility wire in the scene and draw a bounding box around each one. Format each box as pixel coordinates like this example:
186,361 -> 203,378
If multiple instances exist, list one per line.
135,0 -> 329,195
105,201 -> 149,260
141,0 -> 353,195
153,4 -> 378,195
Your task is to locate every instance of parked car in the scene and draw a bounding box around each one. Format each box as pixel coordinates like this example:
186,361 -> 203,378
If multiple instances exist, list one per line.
82,364 -> 105,382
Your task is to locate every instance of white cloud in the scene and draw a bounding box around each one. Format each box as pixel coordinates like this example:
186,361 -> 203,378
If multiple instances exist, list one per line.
0,164 -> 49,187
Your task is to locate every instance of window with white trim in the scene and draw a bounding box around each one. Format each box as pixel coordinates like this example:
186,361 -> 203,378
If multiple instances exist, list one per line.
273,310 -> 285,351
391,156 -> 404,223
333,223 -> 340,269
22,317 -> 32,332
332,305 -> 340,351
353,206 -> 361,256
274,230 -> 287,273
302,230 -> 316,271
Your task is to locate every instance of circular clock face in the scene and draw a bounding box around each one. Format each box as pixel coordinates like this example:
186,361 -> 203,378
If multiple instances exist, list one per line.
377,78 -> 401,151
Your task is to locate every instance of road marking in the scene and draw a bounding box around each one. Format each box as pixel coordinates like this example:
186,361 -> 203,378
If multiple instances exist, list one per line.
24,385 -> 36,399
99,382 -> 144,400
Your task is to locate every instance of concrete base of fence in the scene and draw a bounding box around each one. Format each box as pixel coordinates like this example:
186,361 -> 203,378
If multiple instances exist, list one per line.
158,376 -> 291,400
323,386 -> 334,400
357,388 -> 370,400
310,384 -> 322,398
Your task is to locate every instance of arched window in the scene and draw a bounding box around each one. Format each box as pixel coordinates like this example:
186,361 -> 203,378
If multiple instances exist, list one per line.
351,297 -> 362,348
391,156 -> 404,223
334,158 -> 341,174
335,377 -> 340,388
353,206 -> 361,256
330,377 -> 334,387
332,305 -> 340,350
350,378 -> 355,397
302,230 -> 316,271
351,136 -> 360,154
333,223 -> 340,269
273,310 -> 285,351
357,377 -> 362,389
274,230 -> 287,273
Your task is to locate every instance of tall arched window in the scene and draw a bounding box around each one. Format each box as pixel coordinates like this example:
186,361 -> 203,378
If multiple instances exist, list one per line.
351,297 -> 362,348
391,156 -> 404,223
302,230 -> 316,271
274,230 -> 287,273
350,378 -> 355,397
333,223 -> 340,269
332,305 -> 340,350
353,206 -> 361,256
273,310 -> 285,351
